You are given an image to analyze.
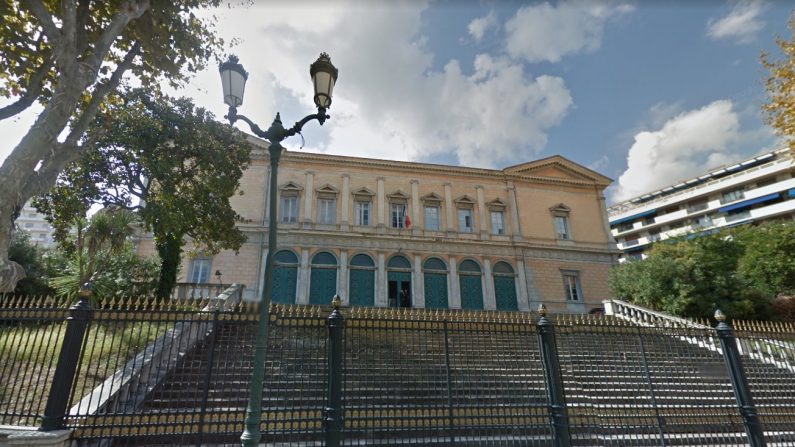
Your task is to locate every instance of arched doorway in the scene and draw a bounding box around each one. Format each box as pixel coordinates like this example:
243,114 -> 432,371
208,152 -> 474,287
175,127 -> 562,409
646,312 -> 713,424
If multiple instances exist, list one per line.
423,257 -> 448,309
309,251 -> 338,305
272,250 -> 298,304
387,255 -> 412,308
493,261 -> 518,311
349,253 -> 375,307
458,259 -> 484,310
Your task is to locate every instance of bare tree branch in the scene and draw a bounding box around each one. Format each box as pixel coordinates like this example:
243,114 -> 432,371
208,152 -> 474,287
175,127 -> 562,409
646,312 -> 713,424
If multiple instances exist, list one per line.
75,0 -> 91,54
65,42 -> 141,146
60,0 -> 77,60
24,0 -> 60,42
85,0 -> 150,71
0,53 -> 53,120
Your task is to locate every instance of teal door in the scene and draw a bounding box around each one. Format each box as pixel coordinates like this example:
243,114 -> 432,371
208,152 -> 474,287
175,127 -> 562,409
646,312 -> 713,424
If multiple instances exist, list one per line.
494,276 -> 518,310
387,271 -> 411,307
309,252 -> 338,305
424,273 -> 448,308
349,269 -> 375,307
459,275 -> 484,309
458,260 -> 483,310
272,266 -> 297,304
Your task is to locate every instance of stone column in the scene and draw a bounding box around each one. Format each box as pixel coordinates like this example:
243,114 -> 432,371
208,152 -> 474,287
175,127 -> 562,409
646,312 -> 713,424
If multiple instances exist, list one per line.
410,180 -> 420,236
476,185 -> 487,239
507,183 -> 522,241
341,174 -> 350,232
444,182 -> 454,236
516,259 -> 531,311
376,252 -> 387,307
377,177 -> 386,233
413,254 -> 424,308
449,255 -> 460,309
338,250 -> 349,305
303,171 -> 314,229
296,248 -> 310,304
483,258 -> 496,310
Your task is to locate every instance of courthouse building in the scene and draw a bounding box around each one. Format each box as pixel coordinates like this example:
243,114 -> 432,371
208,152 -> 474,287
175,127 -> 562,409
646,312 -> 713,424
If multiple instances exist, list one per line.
137,138 -> 619,313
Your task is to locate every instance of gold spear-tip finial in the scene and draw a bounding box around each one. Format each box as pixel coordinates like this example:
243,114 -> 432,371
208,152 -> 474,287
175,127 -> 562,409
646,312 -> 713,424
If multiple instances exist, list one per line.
714,309 -> 726,322
331,294 -> 341,310
537,303 -> 547,317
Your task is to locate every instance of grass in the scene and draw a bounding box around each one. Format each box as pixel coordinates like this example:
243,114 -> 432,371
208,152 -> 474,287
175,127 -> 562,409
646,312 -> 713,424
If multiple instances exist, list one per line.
0,319 -> 170,426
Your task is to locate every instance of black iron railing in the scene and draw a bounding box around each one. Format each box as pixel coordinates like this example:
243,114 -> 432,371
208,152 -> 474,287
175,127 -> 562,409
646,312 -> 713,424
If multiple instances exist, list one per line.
1,294 -> 795,446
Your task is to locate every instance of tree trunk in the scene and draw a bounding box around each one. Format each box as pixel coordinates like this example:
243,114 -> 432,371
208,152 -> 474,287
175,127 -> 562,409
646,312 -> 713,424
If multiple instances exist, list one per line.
0,202 -> 25,292
155,232 -> 183,299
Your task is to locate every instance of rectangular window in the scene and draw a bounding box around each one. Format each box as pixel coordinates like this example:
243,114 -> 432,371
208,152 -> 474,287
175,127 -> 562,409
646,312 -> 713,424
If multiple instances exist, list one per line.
687,199 -> 708,213
424,206 -> 440,230
391,203 -> 406,228
617,222 -> 633,232
457,208 -> 473,233
280,196 -> 298,223
648,231 -> 661,242
189,258 -> 211,283
668,220 -> 685,230
554,216 -> 570,240
317,198 -> 336,224
721,189 -> 745,204
490,211 -> 505,235
354,201 -> 370,226
562,272 -> 581,301
624,235 -> 640,247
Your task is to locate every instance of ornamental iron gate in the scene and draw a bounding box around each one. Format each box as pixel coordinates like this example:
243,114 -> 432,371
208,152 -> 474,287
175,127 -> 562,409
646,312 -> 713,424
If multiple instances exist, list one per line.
2,294 -> 795,446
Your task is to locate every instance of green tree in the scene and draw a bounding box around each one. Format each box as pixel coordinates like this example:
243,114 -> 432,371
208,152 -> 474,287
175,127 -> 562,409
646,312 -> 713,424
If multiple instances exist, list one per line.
762,18 -> 795,153
35,89 -> 250,298
0,0 -> 229,291
733,222 -> 795,297
46,208 -> 159,299
8,231 -> 53,296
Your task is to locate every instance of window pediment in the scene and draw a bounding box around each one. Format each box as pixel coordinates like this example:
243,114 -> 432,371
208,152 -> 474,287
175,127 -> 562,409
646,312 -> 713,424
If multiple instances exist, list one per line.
279,181 -> 303,197
315,184 -> 339,199
549,203 -> 571,215
352,187 -> 375,201
454,195 -> 476,209
421,192 -> 443,204
487,198 -> 506,211
387,190 -> 409,203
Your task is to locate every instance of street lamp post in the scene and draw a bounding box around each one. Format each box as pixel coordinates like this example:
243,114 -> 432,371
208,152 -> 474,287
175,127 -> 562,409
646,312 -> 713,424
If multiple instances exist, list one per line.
219,53 -> 339,447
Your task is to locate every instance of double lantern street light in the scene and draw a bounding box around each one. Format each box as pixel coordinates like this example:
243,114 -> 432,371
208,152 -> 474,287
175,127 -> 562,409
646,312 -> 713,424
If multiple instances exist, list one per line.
219,53 -> 339,446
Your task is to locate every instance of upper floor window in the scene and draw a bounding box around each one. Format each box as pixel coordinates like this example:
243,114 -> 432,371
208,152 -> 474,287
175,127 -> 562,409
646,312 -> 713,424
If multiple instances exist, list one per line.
549,203 -> 572,240
391,203 -> 407,228
687,199 -> 708,213
721,189 -> 744,204
317,198 -> 336,224
189,257 -> 211,283
562,271 -> 581,301
424,206 -> 440,231
280,196 -> 298,223
457,209 -> 473,233
490,211 -> 504,235
617,222 -> 633,233
354,201 -> 370,226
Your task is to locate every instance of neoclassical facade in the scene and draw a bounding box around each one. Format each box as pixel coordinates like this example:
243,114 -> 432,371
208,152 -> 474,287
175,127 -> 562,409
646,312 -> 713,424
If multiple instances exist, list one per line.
137,138 -> 619,313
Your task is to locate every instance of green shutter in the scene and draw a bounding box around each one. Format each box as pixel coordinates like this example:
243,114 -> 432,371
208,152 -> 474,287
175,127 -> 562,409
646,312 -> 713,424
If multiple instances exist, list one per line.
459,275 -> 484,310
494,276 -> 518,311
309,267 -> 337,305
424,273 -> 448,309
349,269 -> 375,307
271,266 -> 297,304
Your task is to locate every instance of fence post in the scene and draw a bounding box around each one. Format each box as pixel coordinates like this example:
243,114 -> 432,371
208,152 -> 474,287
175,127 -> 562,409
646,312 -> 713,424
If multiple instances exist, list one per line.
324,295 -> 345,447
536,304 -> 571,447
40,283 -> 93,431
714,309 -> 766,447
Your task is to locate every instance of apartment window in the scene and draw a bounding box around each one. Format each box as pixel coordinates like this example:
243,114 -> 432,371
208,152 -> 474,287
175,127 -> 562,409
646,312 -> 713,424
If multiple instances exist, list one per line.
648,230 -> 661,242
757,177 -> 777,188
554,216 -> 571,240
692,215 -> 712,228
490,211 -> 505,235
391,203 -> 406,228
424,205 -> 440,231
189,258 -> 211,283
617,222 -> 633,233
354,201 -> 370,226
624,234 -> 639,247
643,215 -> 656,226
280,196 -> 298,223
687,199 -> 708,213
668,220 -> 685,230
721,189 -> 745,204
457,208 -> 473,233
317,198 -> 336,225
562,271 -> 582,301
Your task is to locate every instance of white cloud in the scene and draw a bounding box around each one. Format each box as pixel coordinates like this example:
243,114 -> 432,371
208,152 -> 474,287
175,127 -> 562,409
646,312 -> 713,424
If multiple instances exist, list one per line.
706,0 -> 767,44
468,10 -> 498,42
186,2 -> 572,168
612,100 -> 746,202
504,1 -> 634,63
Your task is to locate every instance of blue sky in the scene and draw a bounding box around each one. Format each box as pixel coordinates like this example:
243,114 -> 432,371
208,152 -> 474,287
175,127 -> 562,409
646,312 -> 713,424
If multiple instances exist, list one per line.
0,0 -> 792,204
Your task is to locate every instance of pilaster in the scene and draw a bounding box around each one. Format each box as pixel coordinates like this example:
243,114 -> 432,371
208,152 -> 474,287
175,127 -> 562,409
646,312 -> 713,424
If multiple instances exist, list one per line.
412,254 -> 424,308
341,174 -> 350,231
338,250 -> 349,305
297,248 -> 310,304
476,185 -> 487,239
449,255 -> 460,309
483,258 -> 496,310
411,180 -> 420,236
302,171 -> 314,229
377,177 -> 386,233
507,183 -> 523,242
376,251 -> 387,307
444,182 -> 454,236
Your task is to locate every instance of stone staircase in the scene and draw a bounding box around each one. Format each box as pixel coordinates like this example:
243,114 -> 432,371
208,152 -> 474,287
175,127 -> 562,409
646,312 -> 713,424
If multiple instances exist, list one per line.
112,305 -> 795,446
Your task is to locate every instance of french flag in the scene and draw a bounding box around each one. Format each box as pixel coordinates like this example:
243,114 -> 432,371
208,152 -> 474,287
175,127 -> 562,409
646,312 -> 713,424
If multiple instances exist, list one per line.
403,205 -> 411,228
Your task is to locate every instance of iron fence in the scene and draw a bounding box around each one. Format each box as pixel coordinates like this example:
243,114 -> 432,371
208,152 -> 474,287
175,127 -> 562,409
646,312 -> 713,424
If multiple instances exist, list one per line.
1,293 -> 795,446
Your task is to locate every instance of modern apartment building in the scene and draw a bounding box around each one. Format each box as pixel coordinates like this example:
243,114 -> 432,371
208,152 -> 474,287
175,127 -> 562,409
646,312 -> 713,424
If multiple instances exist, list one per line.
14,201 -> 56,247
608,148 -> 795,262
136,138 -> 620,313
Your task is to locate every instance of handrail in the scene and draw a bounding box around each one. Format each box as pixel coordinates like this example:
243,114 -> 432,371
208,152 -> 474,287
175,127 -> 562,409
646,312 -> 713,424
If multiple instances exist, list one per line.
603,299 -> 708,329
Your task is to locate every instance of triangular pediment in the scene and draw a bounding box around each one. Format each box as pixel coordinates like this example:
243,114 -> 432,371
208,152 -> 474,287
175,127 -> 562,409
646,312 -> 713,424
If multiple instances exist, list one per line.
421,192 -> 443,203
387,190 -> 410,200
549,203 -> 571,214
279,181 -> 303,192
487,198 -> 507,210
352,187 -> 375,197
454,195 -> 476,205
503,155 -> 612,186
315,184 -> 339,194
